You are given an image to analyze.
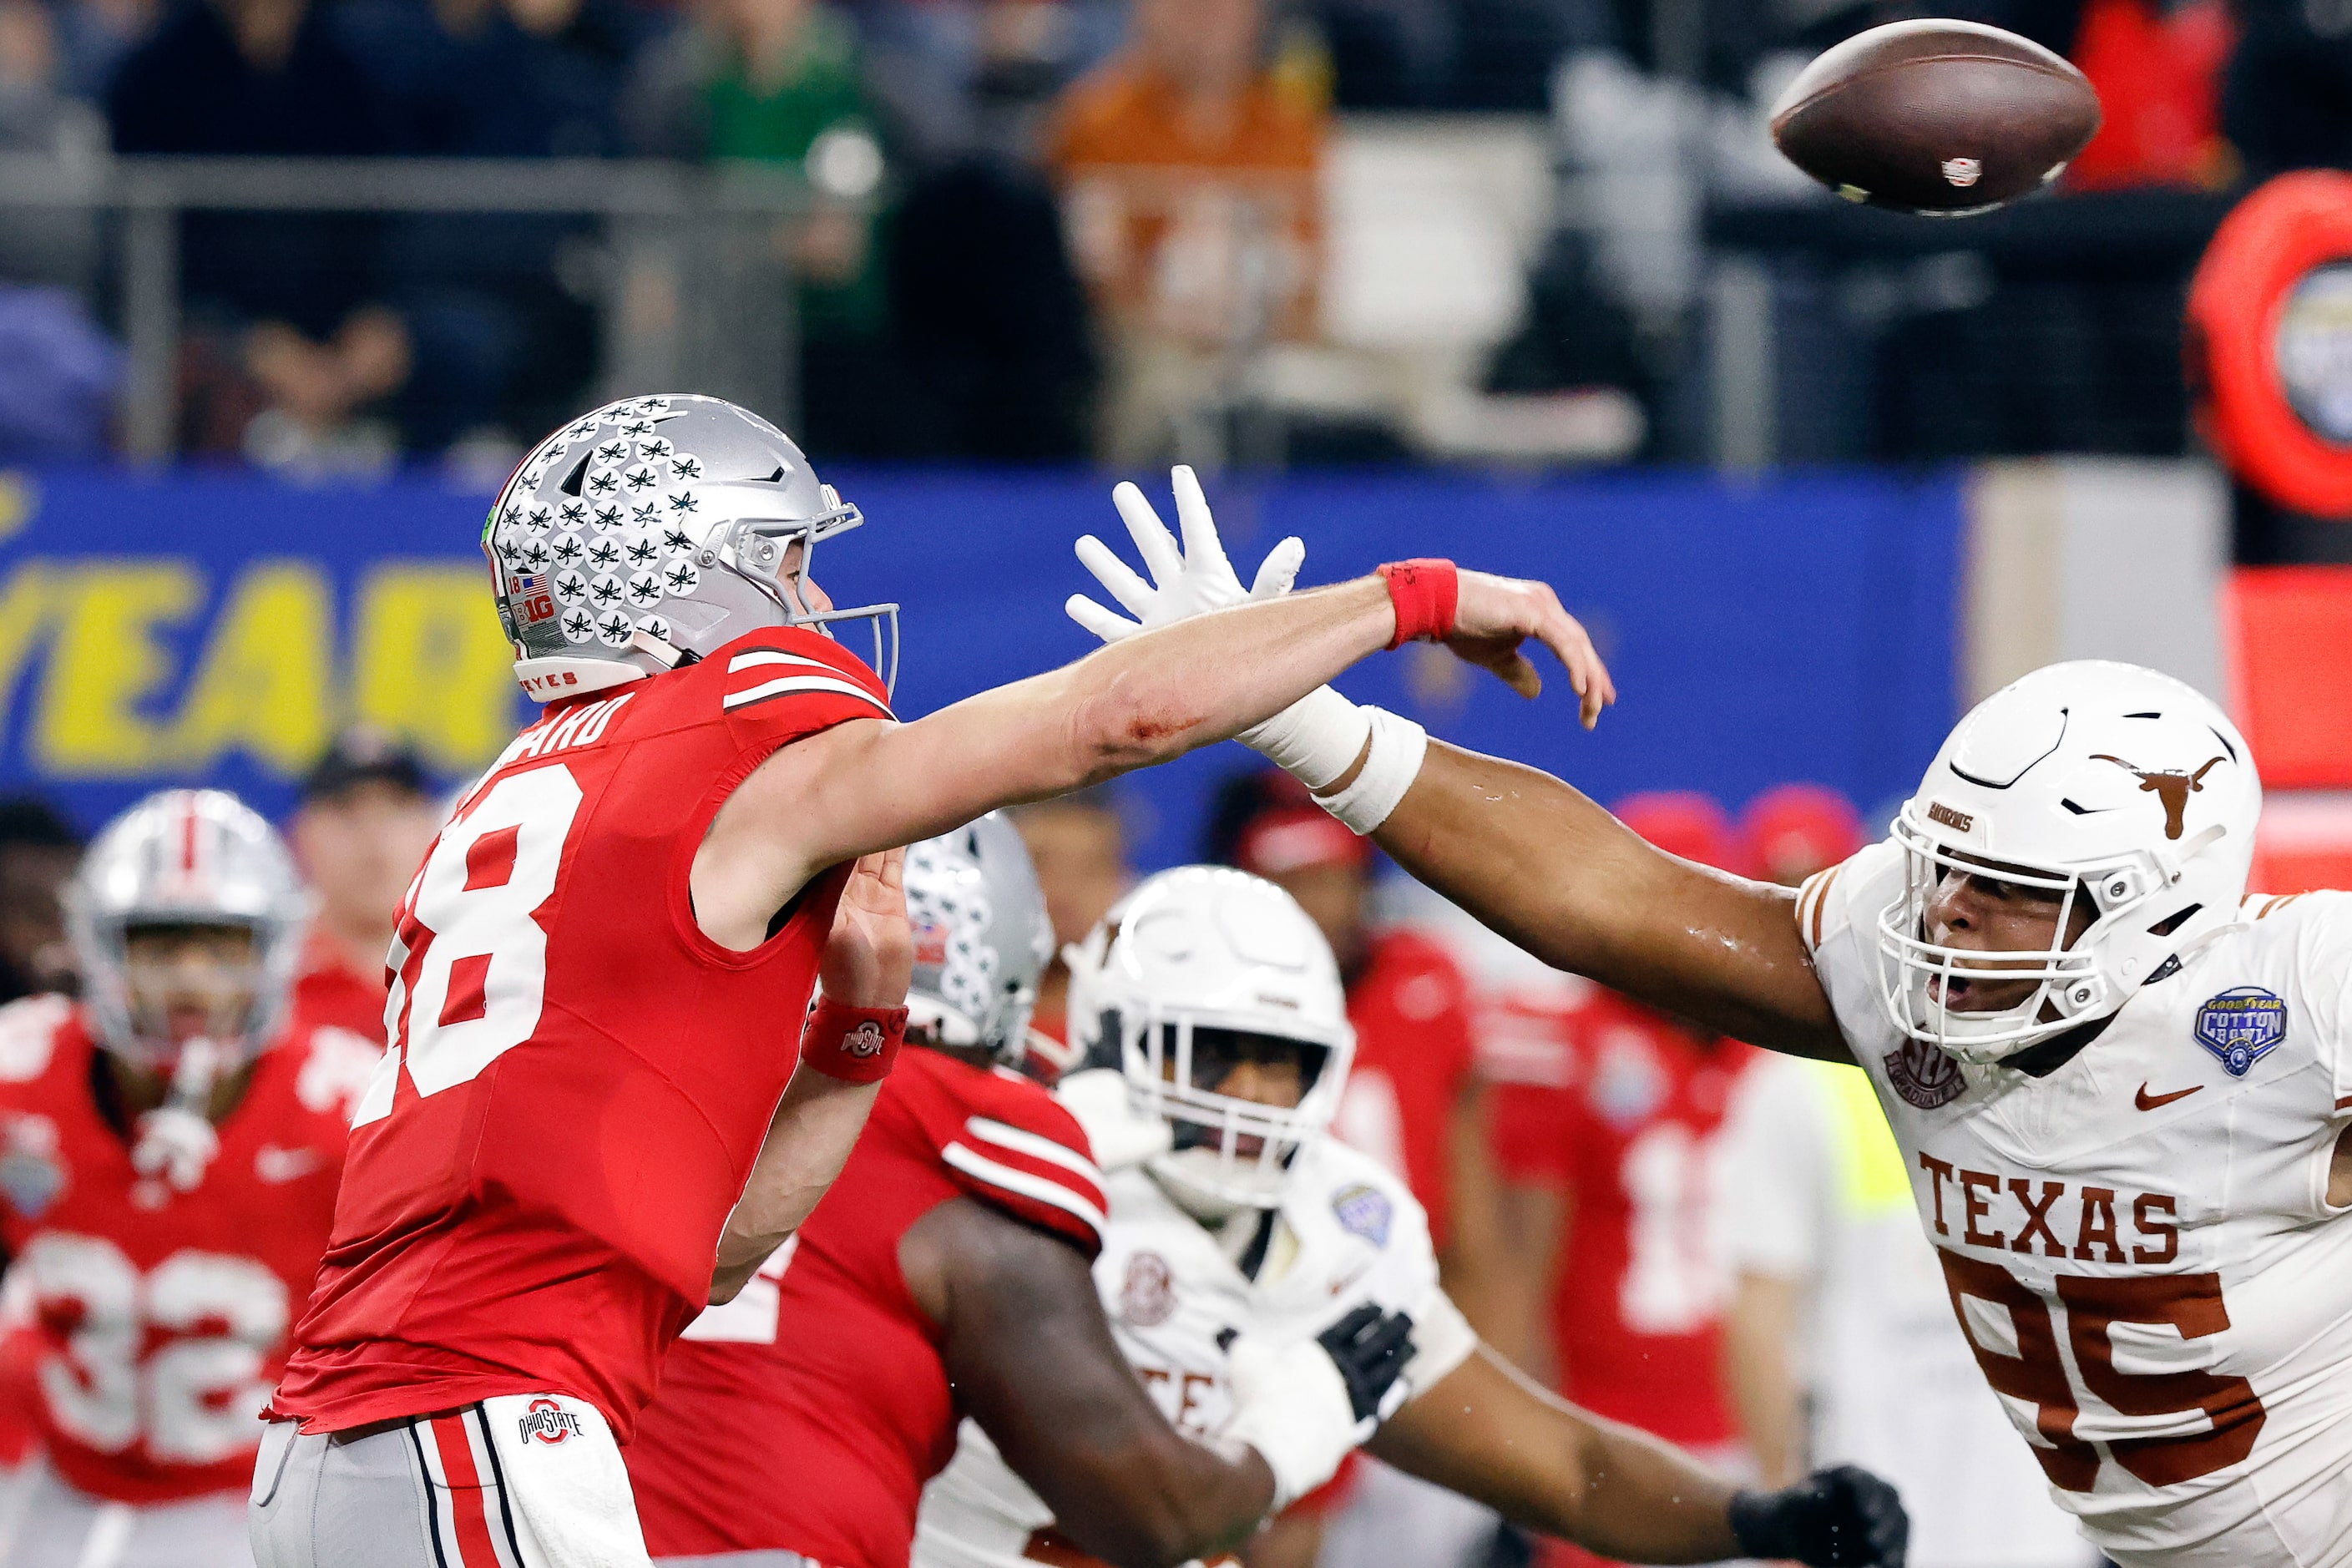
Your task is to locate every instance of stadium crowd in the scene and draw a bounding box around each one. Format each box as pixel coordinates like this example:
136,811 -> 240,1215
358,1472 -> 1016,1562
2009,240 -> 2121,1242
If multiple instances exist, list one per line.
0,736 -> 2092,1568
3,0 -> 2351,470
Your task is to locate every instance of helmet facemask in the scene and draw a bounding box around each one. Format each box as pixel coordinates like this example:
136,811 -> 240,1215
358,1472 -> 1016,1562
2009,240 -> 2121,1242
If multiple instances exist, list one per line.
1115,1007 -> 1352,1217
1877,806 -> 2213,1064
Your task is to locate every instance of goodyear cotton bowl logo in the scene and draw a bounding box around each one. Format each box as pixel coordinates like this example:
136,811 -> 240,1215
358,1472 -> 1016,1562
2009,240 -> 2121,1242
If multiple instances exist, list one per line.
518,1399 -> 586,1445
2195,987 -> 2288,1077
1332,1184 -> 1394,1247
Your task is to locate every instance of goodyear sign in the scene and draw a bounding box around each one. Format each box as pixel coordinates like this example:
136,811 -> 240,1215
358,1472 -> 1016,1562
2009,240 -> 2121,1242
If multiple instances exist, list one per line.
0,471 -> 519,827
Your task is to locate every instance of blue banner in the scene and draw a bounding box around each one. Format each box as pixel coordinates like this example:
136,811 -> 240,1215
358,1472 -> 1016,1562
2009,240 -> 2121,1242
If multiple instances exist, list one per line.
0,465 -> 1961,866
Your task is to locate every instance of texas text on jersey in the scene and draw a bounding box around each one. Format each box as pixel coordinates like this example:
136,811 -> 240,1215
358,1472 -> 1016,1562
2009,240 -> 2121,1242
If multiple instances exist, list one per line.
1803,848 -> 2352,1566
0,995 -> 374,1502
626,1046 -> 1106,1568
914,1127 -> 1478,1568
269,623 -> 893,1439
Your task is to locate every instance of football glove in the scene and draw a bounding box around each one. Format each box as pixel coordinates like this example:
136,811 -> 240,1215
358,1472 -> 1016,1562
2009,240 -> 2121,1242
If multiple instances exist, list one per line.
1222,1304 -> 1418,1512
1065,466 -> 1303,643
1728,1464 -> 1910,1568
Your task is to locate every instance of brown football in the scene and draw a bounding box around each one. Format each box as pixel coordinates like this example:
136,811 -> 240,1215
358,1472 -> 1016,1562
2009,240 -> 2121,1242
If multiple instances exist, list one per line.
1768,19 -> 2102,215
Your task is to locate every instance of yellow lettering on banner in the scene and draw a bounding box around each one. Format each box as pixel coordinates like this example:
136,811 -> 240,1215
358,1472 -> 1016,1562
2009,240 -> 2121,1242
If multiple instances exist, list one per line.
33,562 -> 200,776
351,564 -> 518,771
168,560 -> 333,773
0,564 -> 53,731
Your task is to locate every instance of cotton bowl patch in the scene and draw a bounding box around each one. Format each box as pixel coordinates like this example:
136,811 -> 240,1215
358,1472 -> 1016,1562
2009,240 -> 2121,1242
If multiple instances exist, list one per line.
2194,986 -> 2288,1077
1333,1183 -> 1393,1247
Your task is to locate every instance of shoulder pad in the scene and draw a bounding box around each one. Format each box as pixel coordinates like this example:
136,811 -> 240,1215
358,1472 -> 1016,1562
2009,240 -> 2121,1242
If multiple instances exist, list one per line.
905,1054 -> 1109,1257
0,996 -> 73,1084
1796,837 -> 1903,959
703,627 -> 892,731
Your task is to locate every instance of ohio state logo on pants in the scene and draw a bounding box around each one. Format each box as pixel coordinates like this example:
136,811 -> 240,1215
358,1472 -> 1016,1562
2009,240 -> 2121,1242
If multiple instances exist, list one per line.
518,1399 -> 587,1445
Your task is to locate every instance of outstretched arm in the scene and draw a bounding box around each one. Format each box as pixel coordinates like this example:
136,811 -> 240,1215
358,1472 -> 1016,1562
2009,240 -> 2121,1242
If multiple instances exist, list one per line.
1372,1346 -> 1906,1566
1373,745 -> 1848,1059
906,1200 -> 1277,1568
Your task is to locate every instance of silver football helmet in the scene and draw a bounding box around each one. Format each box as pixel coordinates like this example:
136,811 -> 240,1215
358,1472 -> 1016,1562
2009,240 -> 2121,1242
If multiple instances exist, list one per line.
904,813 -> 1058,1072
63,789 -> 311,1071
483,394 -> 898,703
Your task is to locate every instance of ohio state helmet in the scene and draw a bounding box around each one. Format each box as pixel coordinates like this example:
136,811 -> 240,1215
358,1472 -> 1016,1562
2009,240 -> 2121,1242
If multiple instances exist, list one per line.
483,394 -> 897,702
64,789 -> 311,1070
1066,867 -> 1355,1216
903,813 -> 1058,1073
1876,660 -> 2261,1063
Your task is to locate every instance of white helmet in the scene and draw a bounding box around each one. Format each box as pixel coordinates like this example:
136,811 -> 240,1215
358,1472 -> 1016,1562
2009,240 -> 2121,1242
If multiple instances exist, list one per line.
483,394 -> 897,703
63,789 -> 311,1072
903,813 -> 1058,1072
1876,660 -> 2260,1064
1066,867 -> 1355,1216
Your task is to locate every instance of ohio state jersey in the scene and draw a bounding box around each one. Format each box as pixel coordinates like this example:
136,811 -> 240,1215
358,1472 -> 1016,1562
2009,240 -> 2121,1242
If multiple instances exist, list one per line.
0,996 -> 376,1503
1800,842 -> 2352,1567
1490,997 -> 1755,1447
627,1048 -> 1105,1568
1331,928 -> 1479,1250
271,626 -> 893,1441
913,1130 -> 1479,1568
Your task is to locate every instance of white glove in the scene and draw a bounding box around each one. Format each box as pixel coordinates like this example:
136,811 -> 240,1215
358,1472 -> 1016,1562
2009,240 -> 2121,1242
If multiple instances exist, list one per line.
1220,1333 -> 1366,1514
1065,466 -> 1305,643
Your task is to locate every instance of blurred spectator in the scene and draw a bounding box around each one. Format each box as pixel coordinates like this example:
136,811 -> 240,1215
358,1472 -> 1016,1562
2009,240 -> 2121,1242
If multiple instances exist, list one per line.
1489,791 -> 1760,1568
0,797 -> 81,1004
286,729 -> 442,1042
1740,781 -> 1864,888
1006,784 -> 1131,1053
0,290 -> 119,458
1717,1056 -> 2097,1567
345,0 -> 651,452
0,0 -> 107,301
1044,0 -> 1326,462
625,0 -> 893,448
107,0 -> 411,469
1209,769 -> 1506,1568
50,0 -> 162,98
2223,0 -> 2352,179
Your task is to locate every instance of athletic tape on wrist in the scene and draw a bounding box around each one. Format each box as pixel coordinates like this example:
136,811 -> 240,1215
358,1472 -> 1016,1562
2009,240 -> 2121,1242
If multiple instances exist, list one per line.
1238,685 -> 1370,793
1318,707 -> 1428,835
1377,560 -> 1459,650
800,998 -> 909,1083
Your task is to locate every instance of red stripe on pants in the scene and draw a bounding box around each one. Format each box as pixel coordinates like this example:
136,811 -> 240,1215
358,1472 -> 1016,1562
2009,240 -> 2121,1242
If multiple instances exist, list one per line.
428,1414 -> 504,1567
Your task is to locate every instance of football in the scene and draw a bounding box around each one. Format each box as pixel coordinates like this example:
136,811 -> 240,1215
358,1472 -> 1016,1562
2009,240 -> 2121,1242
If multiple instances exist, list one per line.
1768,19 -> 2102,215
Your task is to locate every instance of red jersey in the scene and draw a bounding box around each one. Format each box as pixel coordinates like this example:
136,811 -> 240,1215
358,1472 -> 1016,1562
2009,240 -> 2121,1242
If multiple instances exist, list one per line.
271,626 -> 893,1440
1330,928 -> 1478,1249
0,995 -> 377,1502
1491,991 -> 1755,1448
629,1048 -> 1105,1568
289,928 -> 391,1045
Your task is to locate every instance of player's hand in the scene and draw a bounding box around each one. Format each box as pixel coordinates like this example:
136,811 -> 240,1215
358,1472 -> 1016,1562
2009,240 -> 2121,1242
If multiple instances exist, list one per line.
1446,569 -> 1616,727
1728,1465 -> 1909,1568
819,847 -> 912,1010
1066,465 -> 1305,642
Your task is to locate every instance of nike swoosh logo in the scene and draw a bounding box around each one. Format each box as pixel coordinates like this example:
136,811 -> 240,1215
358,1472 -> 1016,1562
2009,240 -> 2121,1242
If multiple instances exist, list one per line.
2135,1083 -> 2203,1111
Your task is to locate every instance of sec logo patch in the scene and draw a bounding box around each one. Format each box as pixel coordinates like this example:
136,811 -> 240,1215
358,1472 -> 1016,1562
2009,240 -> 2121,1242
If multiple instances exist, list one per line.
2194,986 -> 2287,1077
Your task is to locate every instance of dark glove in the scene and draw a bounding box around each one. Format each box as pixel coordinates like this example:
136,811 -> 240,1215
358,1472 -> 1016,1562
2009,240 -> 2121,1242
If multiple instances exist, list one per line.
1728,1465 -> 1909,1568
1315,1302 -> 1419,1426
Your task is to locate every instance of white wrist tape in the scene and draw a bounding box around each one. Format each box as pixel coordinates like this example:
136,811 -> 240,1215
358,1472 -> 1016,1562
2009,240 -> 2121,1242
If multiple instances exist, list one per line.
1317,707 -> 1428,835
1238,685 -> 1368,793
1222,1334 -> 1367,1514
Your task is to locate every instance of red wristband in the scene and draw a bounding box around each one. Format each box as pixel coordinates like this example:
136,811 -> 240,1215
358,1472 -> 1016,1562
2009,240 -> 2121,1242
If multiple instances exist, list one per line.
800,998 -> 909,1084
1377,560 -> 1459,650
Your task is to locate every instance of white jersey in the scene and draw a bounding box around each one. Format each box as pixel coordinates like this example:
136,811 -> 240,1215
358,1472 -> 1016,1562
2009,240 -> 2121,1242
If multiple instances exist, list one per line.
1800,842 -> 2352,1568
913,1133 -> 1478,1568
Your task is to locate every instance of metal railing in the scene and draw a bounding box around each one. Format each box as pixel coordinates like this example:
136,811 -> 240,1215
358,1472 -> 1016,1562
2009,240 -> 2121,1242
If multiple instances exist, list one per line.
0,154 -> 832,462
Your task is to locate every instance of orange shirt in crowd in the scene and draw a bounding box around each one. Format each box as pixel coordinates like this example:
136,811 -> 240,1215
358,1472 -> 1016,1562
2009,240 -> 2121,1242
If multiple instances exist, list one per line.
1044,62 -> 1324,344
